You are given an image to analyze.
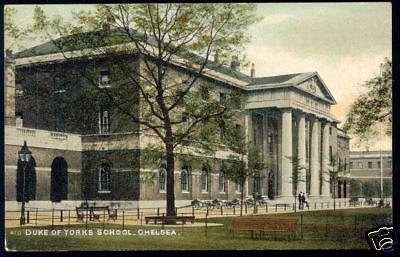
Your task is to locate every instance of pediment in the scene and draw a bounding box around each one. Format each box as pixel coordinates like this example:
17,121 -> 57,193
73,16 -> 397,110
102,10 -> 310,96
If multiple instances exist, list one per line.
295,74 -> 336,104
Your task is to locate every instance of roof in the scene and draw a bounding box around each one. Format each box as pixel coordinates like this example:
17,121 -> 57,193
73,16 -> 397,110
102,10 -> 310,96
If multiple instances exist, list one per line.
13,28 -> 336,103
350,151 -> 392,159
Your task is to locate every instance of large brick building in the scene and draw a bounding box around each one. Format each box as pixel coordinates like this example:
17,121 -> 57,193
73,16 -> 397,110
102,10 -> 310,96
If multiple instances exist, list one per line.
4,32 -> 351,209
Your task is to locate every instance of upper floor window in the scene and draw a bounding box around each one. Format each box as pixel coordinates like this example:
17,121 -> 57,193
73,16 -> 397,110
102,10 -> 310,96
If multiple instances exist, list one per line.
218,171 -> 226,193
329,127 -> 332,135
182,113 -> 189,130
99,70 -> 111,88
349,162 -> 353,169
15,83 -> 24,96
54,76 -> 66,94
377,161 -> 381,169
368,161 -> 372,169
15,112 -> 23,128
159,167 -> 166,192
181,169 -> 189,192
329,146 -> 333,162
358,161 -> 363,169
219,92 -> 226,102
99,107 -> 110,134
99,162 -> 111,192
388,160 -> 392,168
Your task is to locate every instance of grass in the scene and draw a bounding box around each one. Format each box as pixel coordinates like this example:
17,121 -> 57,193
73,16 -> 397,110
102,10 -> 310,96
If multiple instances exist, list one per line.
5,207 -> 392,251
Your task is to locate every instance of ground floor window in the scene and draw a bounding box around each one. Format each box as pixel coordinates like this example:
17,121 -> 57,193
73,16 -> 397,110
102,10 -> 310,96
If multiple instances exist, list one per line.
99,163 -> 111,192
236,182 -> 242,193
159,167 -> 166,192
200,172 -> 208,193
181,169 -> 189,192
219,171 -> 225,192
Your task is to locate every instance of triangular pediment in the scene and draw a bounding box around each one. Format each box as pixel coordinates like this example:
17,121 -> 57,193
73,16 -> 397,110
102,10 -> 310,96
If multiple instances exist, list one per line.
295,73 -> 336,104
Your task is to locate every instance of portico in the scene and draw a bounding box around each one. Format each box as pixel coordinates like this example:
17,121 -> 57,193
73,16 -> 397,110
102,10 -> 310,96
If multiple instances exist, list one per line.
244,72 -> 339,200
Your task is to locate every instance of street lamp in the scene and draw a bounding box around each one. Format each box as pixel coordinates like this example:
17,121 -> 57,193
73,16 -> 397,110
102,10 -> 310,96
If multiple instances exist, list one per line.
19,141 -> 32,225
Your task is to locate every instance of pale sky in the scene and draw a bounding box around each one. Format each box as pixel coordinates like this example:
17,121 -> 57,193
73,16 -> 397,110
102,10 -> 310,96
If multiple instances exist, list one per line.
6,3 -> 392,151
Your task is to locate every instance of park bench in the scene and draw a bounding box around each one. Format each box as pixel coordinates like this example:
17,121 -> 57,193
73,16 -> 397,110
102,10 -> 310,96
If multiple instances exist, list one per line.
75,206 -> 117,222
229,217 -> 298,240
145,215 -> 195,224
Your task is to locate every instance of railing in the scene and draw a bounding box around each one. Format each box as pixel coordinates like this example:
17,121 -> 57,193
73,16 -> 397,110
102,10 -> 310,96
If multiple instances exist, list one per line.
16,127 -> 36,137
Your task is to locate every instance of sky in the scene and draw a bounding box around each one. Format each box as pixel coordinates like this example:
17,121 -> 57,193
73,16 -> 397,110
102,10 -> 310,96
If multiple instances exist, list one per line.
6,3 -> 392,151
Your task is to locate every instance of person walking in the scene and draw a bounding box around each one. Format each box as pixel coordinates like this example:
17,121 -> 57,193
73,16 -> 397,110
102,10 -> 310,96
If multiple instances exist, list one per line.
298,192 -> 303,210
302,193 -> 309,210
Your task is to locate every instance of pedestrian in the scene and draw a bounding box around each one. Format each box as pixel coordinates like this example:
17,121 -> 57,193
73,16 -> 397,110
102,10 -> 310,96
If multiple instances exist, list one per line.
302,193 -> 309,209
298,192 -> 303,209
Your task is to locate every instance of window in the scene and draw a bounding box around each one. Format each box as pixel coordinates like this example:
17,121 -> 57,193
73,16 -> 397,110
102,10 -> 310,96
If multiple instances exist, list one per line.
329,127 -> 332,135
181,169 -> 189,192
16,112 -> 23,128
219,92 -> 226,102
15,83 -> 24,96
218,171 -> 225,192
377,161 -> 381,169
235,182 -> 242,193
358,161 -> 363,169
368,161 -> 372,169
219,121 -> 225,139
329,146 -> 333,162
53,76 -> 66,94
200,172 -> 208,193
99,163 -> 111,192
99,107 -> 110,134
159,167 -> 166,192
268,133 -> 273,154
182,113 -> 189,130
99,70 -> 110,88
349,162 -> 353,169
388,160 -> 392,168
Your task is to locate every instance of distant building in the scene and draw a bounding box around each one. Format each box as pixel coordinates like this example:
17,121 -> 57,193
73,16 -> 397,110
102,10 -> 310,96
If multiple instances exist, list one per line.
349,151 -> 392,182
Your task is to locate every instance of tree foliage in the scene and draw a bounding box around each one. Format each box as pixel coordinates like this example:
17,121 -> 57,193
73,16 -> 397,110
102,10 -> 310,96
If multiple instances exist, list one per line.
14,4 -> 259,219
343,58 -> 392,140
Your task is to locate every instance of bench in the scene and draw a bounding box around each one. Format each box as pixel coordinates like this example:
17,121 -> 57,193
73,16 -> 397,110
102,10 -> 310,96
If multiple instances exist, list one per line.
229,217 -> 298,240
75,206 -> 117,222
145,215 -> 195,224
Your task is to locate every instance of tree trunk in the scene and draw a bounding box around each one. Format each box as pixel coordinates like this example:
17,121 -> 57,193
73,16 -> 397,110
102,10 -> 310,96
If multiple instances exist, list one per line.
240,179 -> 244,216
165,140 -> 176,223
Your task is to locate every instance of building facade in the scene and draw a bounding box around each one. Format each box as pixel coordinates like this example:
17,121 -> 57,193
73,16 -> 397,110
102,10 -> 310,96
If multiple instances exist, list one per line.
349,151 -> 392,181
4,37 -> 351,208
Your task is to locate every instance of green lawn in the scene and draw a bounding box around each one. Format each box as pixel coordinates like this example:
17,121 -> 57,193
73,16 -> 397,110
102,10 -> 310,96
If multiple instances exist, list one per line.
5,207 -> 392,251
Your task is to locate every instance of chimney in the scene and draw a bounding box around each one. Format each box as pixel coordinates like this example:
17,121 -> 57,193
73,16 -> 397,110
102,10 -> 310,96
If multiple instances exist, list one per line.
102,15 -> 115,31
214,50 -> 220,64
230,55 -> 240,71
250,63 -> 255,78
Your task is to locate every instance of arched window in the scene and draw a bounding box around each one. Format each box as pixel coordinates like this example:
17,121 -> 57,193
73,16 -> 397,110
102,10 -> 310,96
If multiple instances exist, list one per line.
99,162 -> 111,192
200,172 -> 208,193
236,182 -> 242,193
218,171 -> 225,192
181,169 -> 189,192
159,167 -> 166,192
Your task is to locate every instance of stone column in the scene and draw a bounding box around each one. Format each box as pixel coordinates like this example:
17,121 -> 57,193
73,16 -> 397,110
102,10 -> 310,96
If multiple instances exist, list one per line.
245,110 -> 253,144
262,112 -> 269,196
310,118 -> 320,197
280,109 -> 293,198
297,113 -> 307,194
321,122 -> 330,197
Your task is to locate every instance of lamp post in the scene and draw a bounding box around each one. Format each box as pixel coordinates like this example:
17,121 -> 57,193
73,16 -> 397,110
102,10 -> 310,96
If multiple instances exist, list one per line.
19,141 -> 32,225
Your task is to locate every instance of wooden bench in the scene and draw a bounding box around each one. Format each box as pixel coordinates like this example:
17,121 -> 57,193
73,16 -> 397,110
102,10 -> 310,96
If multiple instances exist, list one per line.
145,215 -> 195,224
75,206 -> 117,222
229,217 -> 298,240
